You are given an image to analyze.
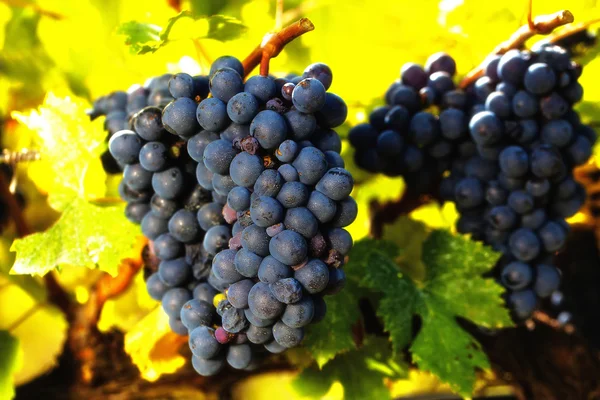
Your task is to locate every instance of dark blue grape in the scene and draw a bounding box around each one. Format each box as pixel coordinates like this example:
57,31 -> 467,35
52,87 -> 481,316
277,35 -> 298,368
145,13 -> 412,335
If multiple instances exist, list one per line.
534,264 -> 560,298
284,110 -> 317,141
187,131 -> 219,162
324,268 -> 346,295
538,221 -> 566,252
254,169 -> 283,197
272,321 -> 304,348
390,85 -> 420,112
276,140 -> 299,163
284,207 -> 318,239
294,259 -> 329,294
189,326 -> 221,358
146,273 -> 169,301
249,110 -> 288,150
168,209 -> 200,243
454,177 -> 484,209
180,299 -> 214,330
196,98 -> 229,132
226,344 -> 252,370
540,92 -> 569,119
488,206 -> 517,230
281,296 -> 314,328
469,111 -> 504,146
316,93 -> 348,128
244,75 -> 277,104
152,167 -> 185,200
212,173 -> 236,196
139,142 -> 168,172
508,190 -> 534,214
133,107 -> 166,141
123,164 -> 152,191
212,249 -> 242,284
109,130 -> 142,165
521,208 -> 547,230
439,109 -> 466,141
292,147 -> 328,185
203,225 -> 232,256
248,281 -> 285,319
141,212 -> 168,240
316,168 -> 353,201
258,256 -> 292,284
324,151 -> 345,169
509,228 -> 541,261
264,340 -> 286,354
330,197 -> 358,228
169,317 -> 188,335
210,67 -> 244,102
162,287 -> 192,318
302,62 -> 333,90
227,279 -> 254,309
222,306 -> 248,333
197,202 -> 224,231
497,49 -> 527,85
169,73 -> 195,98
525,178 -> 551,198
541,120 -> 573,147
154,233 -> 183,260
270,278 -> 303,304
425,52 -> 456,76
191,354 -> 224,376
158,257 -> 191,287
221,123 -> 250,143
566,135 -> 592,166
485,91 -> 511,118
228,186 -> 251,212
193,282 -> 218,304
276,182 -> 309,209
196,162 -> 214,191
246,324 -> 273,344
427,72 -> 455,98
499,146 -> 528,178
125,202 -> 150,224
230,152 -> 264,187
531,145 -> 565,178
162,97 -> 200,138
401,62 -> 428,89
227,92 -> 259,124
241,224 -> 270,256
376,130 -> 404,156
474,76 -> 495,102
210,56 -> 244,77
325,228 -> 353,256
292,78 -> 326,113
524,63 -> 556,95
269,230 -> 307,266
203,139 -> 238,175
509,290 -> 537,319
501,261 -> 533,290
234,248 -> 262,278
150,195 -> 178,219
250,196 -> 284,228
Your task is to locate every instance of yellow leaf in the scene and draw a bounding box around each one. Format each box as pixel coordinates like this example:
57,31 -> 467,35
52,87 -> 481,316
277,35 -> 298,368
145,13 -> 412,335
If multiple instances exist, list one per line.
124,306 -> 187,381
98,272 -> 158,333
410,201 -> 458,231
232,371 -> 344,400
12,93 -> 107,209
0,277 -> 68,386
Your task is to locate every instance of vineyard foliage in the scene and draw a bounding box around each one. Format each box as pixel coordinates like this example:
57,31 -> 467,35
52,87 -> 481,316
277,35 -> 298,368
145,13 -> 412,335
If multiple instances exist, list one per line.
0,0 -> 599,399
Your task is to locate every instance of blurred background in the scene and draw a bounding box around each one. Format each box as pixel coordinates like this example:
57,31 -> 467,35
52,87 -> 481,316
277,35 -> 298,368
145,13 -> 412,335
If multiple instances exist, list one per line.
0,0 -> 599,399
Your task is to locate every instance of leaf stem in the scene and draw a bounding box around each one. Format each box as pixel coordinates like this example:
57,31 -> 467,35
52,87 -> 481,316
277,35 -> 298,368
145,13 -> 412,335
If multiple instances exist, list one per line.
459,9 -> 574,89
242,17 -> 315,77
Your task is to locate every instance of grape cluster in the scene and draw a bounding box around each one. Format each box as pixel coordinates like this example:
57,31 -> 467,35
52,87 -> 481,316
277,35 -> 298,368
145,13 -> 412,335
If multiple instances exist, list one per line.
91,73 -> 209,173
348,46 -> 595,321
106,55 -> 355,376
446,45 -> 594,319
348,52 -> 475,193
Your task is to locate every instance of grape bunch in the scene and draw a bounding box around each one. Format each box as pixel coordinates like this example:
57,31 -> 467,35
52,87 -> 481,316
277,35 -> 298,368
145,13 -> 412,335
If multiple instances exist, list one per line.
91,73 -> 210,173
349,44 -> 594,321
105,55 -> 355,376
348,52 -> 476,193
446,44 -> 594,319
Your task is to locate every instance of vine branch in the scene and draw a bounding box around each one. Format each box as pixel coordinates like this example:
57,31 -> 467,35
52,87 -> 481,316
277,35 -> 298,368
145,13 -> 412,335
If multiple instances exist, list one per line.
242,17 -> 315,77
545,18 -> 600,45
459,9 -> 574,88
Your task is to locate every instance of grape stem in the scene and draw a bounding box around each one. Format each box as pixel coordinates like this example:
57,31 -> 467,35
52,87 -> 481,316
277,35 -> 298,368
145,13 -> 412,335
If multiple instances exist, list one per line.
242,17 -> 315,77
544,18 -> 600,45
459,9 -> 574,89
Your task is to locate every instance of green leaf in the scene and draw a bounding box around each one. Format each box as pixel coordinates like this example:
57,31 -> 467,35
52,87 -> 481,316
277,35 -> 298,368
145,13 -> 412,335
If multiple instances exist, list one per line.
0,331 -> 20,400
115,21 -> 161,55
118,12 -> 247,55
293,337 -> 407,400
12,94 -> 107,210
351,226 -> 513,397
10,198 -> 140,277
303,287 -> 360,368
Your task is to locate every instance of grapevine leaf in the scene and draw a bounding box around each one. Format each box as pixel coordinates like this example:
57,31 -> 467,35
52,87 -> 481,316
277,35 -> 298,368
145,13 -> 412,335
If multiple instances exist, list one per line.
10,198 -> 140,277
118,12 -> 247,55
0,331 -> 20,400
0,282 -> 67,386
11,93 -> 107,210
124,307 -> 187,381
115,21 -> 162,55
303,286 -> 360,368
353,227 -> 513,396
423,230 -> 513,328
293,337 -> 407,400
